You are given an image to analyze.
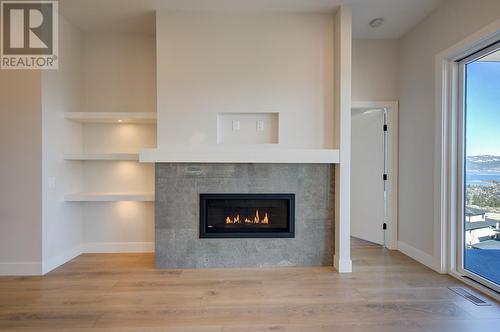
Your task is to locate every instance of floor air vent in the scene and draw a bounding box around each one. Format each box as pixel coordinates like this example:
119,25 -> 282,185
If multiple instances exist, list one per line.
448,287 -> 491,306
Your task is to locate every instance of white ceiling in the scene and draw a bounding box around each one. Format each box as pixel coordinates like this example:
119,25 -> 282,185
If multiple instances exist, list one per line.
351,0 -> 444,39
59,0 -> 444,39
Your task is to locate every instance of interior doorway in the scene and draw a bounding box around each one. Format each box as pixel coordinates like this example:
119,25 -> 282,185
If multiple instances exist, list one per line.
351,101 -> 398,249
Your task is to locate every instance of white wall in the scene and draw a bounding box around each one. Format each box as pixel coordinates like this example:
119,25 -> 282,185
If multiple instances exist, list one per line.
352,39 -> 399,102
155,12 -> 334,149
398,0 -> 500,261
81,162 -> 154,193
83,202 -> 154,253
81,33 -> 156,113
41,16 -> 83,273
82,123 -> 156,153
0,70 -> 43,275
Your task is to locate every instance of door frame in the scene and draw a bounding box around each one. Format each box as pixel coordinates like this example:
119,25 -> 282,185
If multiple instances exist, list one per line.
456,41 -> 500,294
351,101 -> 399,250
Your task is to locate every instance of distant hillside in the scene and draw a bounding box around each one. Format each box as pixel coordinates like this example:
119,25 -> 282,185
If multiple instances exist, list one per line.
466,155 -> 500,173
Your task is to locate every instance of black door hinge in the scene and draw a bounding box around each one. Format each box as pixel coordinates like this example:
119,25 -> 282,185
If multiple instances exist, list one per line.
383,174 -> 388,181
383,223 -> 387,230
383,124 -> 388,132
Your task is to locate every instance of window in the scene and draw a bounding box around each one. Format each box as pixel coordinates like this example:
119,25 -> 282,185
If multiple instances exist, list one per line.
458,41 -> 500,291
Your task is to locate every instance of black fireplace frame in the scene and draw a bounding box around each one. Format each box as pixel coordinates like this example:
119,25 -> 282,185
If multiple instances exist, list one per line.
199,193 -> 295,239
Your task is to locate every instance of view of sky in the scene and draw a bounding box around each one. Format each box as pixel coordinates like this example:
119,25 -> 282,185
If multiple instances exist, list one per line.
466,51 -> 500,156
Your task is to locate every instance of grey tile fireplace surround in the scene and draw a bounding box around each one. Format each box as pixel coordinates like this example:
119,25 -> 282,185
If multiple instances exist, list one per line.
155,163 -> 334,268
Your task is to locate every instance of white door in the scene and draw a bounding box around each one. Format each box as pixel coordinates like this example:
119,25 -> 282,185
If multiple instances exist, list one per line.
351,108 -> 386,245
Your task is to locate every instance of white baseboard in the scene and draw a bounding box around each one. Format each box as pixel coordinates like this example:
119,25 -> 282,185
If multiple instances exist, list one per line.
397,240 -> 441,273
0,262 -> 42,276
0,242 -> 153,276
82,242 -> 154,253
334,255 -> 352,273
42,245 -> 83,274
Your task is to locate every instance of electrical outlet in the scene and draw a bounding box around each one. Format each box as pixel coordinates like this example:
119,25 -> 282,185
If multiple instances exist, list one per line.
256,120 -> 264,132
232,120 -> 240,131
48,177 -> 56,189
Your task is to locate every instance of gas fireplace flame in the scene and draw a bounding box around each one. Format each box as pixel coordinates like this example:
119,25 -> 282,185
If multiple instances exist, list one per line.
225,210 -> 269,224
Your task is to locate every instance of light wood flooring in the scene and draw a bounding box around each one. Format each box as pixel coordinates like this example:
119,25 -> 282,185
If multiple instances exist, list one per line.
1,238 -> 499,331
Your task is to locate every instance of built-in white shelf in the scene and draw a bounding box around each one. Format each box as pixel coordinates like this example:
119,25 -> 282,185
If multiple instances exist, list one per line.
140,148 -> 340,164
64,153 -> 139,161
64,112 -> 157,124
64,192 -> 155,202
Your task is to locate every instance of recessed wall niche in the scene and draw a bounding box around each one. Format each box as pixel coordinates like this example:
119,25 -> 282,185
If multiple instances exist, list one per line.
62,33 -> 157,253
217,112 -> 279,144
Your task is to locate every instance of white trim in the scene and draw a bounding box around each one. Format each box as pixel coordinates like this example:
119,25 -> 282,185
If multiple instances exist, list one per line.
351,101 -> 397,110
64,112 -> 157,124
42,245 -> 82,274
397,241 -> 441,272
82,242 -> 154,253
351,101 -> 399,250
435,19 -> 500,278
0,262 -> 42,276
64,192 -> 155,202
0,243 -> 153,276
334,255 -> 353,273
64,153 -> 140,161
333,5 -> 352,273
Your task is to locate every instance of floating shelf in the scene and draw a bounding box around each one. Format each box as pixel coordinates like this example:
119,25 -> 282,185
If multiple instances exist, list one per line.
64,112 -> 157,124
64,192 -> 155,202
64,153 -> 140,161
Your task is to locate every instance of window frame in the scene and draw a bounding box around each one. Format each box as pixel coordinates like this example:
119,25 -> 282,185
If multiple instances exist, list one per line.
456,41 -> 500,293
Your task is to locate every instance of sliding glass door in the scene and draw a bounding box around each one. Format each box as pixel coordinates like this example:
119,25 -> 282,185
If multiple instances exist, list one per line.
458,41 -> 500,291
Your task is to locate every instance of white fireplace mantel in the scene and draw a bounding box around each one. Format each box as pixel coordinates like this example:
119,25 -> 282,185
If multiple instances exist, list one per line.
140,147 -> 339,164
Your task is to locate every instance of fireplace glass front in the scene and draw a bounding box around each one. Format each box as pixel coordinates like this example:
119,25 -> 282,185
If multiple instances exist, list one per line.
199,193 -> 295,238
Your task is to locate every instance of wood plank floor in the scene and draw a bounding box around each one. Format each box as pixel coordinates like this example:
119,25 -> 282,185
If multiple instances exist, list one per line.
1,238 -> 499,331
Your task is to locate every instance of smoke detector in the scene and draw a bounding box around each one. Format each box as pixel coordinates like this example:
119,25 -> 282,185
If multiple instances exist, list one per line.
369,17 -> 385,28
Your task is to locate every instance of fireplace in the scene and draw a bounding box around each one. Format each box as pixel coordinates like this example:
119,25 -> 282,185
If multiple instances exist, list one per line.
199,193 -> 295,238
